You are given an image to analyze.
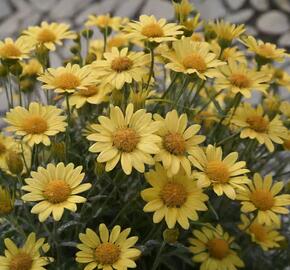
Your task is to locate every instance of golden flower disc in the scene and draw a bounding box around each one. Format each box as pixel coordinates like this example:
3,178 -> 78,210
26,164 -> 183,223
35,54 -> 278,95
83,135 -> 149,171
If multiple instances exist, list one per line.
43,180 -> 71,204
37,28 -> 56,43
161,182 -> 187,207
55,72 -> 81,89
141,23 -> 164,38
111,57 -> 133,72
0,44 -> 21,58
22,116 -> 48,134
163,132 -> 186,155
95,243 -> 120,265
206,161 -> 230,183
249,223 -> 267,242
9,252 -> 33,270
207,238 -> 229,260
250,189 -> 274,211
229,73 -> 250,88
112,128 -> 140,152
78,85 -> 99,97
246,115 -> 269,133
182,54 -> 207,72
0,142 -> 6,155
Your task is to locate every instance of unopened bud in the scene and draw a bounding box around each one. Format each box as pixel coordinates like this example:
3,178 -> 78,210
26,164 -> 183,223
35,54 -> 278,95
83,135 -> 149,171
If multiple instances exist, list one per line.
0,186 -> 14,216
6,151 -> 23,175
81,29 -> 94,39
163,228 -> 179,243
9,62 -> 23,76
51,142 -> 65,161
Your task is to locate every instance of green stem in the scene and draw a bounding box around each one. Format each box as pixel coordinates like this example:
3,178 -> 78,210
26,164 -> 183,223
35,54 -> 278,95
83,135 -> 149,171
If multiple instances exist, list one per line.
146,47 -> 155,90
103,27 -> 108,54
65,94 -> 71,162
152,241 -> 166,270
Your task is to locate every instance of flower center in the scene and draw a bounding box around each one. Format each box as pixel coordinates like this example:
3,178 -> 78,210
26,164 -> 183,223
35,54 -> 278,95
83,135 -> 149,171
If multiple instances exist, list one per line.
258,44 -> 275,57
9,252 -> 33,270
95,243 -> 120,265
250,189 -> 274,211
37,28 -> 56,43
78,85 -> 99,97
0,44 -> 21,58
112,128 -> 139,152
111,56 -> 133,72
246,115 -> 269,133
182,54 -> 207,72
163,132 -> 186,155
43,180 -> 71,204
206,161 -> 230,183
0,142 -> 7,155
141,23 -> 164,38
249,223 -> 267,242
161,182 -> 187,207
230,73 -> 250,88
22,116 -> 48,134
207,238 -> 229,260
55,72 -> 80,89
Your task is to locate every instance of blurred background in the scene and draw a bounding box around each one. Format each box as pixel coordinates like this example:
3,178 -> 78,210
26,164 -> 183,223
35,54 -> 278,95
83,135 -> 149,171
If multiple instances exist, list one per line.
0,0 -> 289,50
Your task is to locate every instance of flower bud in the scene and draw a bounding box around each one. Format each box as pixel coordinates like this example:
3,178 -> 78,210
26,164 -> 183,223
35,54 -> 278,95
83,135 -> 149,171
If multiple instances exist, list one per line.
0,186 -> 14,216
81,29 -> 94,39
51,142 -> 65,161
5,151 -> 23,175
163,228 -> 179,243
0,64 -> 8,77
9,62 -> 23,76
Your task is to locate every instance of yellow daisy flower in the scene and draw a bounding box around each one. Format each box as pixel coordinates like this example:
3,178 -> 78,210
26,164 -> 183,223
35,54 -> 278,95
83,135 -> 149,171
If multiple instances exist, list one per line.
0,186 -> 14,216
0,232 -> 52,270
210,41 -> 247,64
87,103 -> 161,175
154,110 -> 205,176
238,214 -> 285,251
5,102 -> 67,147
76,224 -> 141,270
22,21 -> 76,51
162,38 -> 225,80
107,33 -> 130,50
92,47 -> 150,89
215,60 -> 269,98
0,133 -> 15,170
38,63 -> 98,94
189,224 -> 244,270
241,36 -> 288,62
231,103 -> 288,152
237,173 -> 290,225
21,58 -> 43,77
173,0 -> 194,20
125,15 -> 183,43
280,101 -> 290,118
189,145 -> 250,200
21,162 -> 92,222
68,84 -> 111,109
210,20 -> 245,44
85,14 -> 125,31
0,37 -> 33,60
141,164 -> 208,229
190,32 -> 205,42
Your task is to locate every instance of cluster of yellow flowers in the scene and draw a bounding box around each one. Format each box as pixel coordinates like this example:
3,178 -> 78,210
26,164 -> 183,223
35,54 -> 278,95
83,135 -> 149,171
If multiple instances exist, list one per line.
0,0 -> 289,270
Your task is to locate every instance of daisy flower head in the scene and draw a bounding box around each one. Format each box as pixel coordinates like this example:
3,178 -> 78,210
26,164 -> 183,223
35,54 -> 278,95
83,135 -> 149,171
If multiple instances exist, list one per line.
125,15 -> 183,44
154,110 -> 205,176
210,20 -> 245,45
215,60 -> 269,98
21,58 -> 43,77
38,63 -> 98,94
141,164 -> 208,229
92,47 -> 150,89
189,145 -> 250,200
0,37 -> 33,60
87,103 -> 161,175
239,214 -> 285,251
68,83 -> 111,109
189,224 -> 244,270
237,173 -> 290,226
22,21 -> 77,51
231,103 -> 288,152
0,232 -> 52,270
162,38 -> 225,80
241,36 -> 288,63
21,162 -> 91,222
76,224 -> 141,270
85,14 -> 125,32
5,102 -> 67,147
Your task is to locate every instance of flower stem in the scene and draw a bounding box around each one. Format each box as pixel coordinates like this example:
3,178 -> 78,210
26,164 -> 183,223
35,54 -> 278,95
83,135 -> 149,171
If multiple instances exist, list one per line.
146,47 -> 155,91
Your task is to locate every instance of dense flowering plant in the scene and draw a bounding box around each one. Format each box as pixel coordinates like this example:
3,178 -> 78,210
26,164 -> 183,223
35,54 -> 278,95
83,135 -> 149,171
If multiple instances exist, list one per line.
0,0 -> 289,269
